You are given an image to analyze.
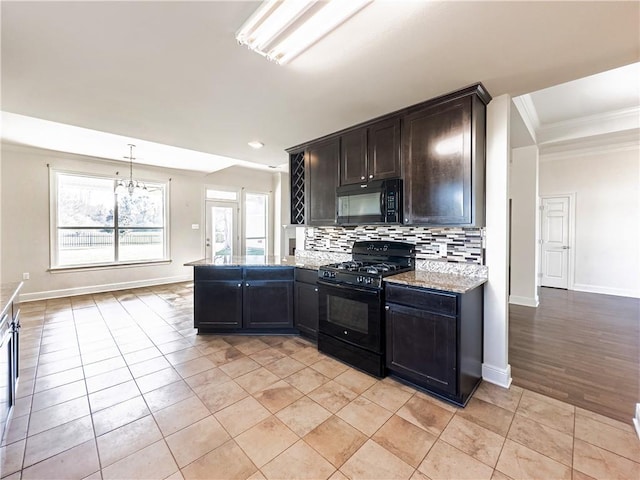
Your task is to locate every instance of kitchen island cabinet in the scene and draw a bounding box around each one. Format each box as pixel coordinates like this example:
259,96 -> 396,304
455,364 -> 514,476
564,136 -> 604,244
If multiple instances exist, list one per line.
385,281 -> 483,406
191,264 -> 295,334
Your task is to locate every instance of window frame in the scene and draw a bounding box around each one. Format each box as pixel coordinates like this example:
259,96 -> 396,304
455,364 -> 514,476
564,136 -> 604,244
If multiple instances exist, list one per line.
49,169 -> 171,270
243,190 -> 270,257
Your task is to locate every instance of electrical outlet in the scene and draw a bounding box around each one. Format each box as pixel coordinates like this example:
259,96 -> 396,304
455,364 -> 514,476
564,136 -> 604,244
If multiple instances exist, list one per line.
22,272 -> 30,280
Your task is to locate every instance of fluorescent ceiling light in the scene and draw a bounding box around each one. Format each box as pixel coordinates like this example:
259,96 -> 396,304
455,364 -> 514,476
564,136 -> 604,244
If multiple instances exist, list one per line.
248,141 -> 265,149
236,0 -> 372,64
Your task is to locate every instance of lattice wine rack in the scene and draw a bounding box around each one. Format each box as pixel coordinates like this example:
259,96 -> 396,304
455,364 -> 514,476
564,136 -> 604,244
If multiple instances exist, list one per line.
290,151 -> 306,224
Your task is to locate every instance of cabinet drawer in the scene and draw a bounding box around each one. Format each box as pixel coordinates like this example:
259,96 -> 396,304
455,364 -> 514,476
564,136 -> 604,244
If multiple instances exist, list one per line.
195,267 -> 242,281
386,284 -> 457,316
245,267 -> 294,281
295,268 -> 318,284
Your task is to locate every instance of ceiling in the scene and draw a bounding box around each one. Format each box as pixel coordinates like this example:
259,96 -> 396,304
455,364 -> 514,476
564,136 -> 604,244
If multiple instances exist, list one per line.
511,62 -> 640,149
1,1 -> 639,173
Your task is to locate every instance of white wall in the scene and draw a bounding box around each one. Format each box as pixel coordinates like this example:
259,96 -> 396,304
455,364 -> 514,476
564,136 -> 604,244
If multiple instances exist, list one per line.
483,94 -> 512,388
539,145 -> 640,298
1,143 -> 279,300
510,145 -> 540,306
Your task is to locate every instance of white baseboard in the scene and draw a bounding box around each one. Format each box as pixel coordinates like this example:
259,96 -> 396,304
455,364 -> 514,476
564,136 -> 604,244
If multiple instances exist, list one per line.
482,363 -> 512,388
509,295 -> 539,307
634,403 -> 640,440
572,283 -> 640,299
19,275 -> 193,302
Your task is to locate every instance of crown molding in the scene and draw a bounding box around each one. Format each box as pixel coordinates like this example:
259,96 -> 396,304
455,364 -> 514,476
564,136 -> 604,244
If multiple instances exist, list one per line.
512,94 -> 539,143
539,128 -> 640,162
537,106 -> 640,145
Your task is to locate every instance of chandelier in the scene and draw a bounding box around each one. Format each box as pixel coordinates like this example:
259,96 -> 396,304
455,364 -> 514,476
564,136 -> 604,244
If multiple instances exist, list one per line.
117,144 -> 146,195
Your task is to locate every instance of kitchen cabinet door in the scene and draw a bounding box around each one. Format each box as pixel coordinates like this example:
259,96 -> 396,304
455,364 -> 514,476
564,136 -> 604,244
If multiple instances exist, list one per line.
294,281 -> 318,340
386,303 -> 457,395
340,129 -> 367,186
194,280 -> 243,329
306,138 -> 339,225
403,95 -> 484,226
193,267 -> 243,329
368,117 -> 401,181
244,280 -> 294,329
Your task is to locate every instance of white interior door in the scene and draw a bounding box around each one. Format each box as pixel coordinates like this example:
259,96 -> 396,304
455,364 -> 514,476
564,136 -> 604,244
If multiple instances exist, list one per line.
540,196 -> 570,288
205,201 -> 238,259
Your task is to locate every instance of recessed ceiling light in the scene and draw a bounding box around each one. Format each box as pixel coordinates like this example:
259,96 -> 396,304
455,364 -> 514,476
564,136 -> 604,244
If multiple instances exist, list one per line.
248,141 -> 264,149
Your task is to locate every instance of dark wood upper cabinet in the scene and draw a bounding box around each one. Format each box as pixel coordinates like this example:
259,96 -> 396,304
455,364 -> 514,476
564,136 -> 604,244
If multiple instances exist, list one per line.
288,84 -> 490,226
340,118 -> 401,186
306,138 -> 339,226
340,129 -> 367,185
368,117 -> 401,181
402,93 -> 486,226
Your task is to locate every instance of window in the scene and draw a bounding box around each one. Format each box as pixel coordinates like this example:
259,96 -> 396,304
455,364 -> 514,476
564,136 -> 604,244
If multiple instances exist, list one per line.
52,171 -> 168,268
245,192 -> 268,256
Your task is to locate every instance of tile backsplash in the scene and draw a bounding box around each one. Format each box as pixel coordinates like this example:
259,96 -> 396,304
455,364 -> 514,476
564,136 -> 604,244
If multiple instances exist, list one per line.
304,226 -> 485,265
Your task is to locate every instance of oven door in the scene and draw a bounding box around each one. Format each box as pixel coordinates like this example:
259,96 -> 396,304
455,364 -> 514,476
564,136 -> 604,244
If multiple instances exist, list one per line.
318,280 -> 383,353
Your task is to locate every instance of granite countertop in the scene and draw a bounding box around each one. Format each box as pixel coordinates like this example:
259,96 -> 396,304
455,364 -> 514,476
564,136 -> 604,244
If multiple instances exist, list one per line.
384,270 -> 487,294
1,282 -> 23,319
184,256 -> 323,270
185,255 -> 488,293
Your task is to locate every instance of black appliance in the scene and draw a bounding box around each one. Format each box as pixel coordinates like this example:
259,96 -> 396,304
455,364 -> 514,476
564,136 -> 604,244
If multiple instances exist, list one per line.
336,179 -> 402,225
317,240 -> 416,377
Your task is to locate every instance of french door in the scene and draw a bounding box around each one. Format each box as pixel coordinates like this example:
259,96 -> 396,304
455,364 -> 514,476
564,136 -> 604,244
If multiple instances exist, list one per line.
205,201 -> 238,259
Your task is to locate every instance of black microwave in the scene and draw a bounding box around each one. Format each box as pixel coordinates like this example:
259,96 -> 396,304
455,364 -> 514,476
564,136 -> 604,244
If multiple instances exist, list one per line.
336,179 -> 402,225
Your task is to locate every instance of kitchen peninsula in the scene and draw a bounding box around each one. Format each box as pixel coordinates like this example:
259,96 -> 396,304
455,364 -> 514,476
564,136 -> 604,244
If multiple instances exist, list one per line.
186,252 -> 487,406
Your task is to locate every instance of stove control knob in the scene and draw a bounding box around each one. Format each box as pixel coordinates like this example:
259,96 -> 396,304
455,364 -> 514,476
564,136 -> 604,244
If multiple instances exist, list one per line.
365,277 -> 372,284
330,272 -> 336,278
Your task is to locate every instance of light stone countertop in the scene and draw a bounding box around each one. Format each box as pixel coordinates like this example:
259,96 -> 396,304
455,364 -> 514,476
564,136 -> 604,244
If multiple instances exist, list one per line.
184,255 -> 323,270
185,254 -> 488,293
384,270 -> 487,294
1,281 -> 23,320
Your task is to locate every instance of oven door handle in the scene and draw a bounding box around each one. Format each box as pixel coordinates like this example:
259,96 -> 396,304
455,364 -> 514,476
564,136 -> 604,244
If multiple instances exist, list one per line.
317,279 -> 381,295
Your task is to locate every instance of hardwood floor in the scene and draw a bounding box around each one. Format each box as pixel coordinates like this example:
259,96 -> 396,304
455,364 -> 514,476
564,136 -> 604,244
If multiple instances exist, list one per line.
509,287 -> 639,424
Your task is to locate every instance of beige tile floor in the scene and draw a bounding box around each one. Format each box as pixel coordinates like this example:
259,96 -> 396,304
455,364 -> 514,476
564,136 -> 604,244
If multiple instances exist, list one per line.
1,282 -> 638,480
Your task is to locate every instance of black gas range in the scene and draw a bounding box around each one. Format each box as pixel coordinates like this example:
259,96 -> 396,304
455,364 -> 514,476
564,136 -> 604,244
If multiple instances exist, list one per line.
317,241 -> 416,377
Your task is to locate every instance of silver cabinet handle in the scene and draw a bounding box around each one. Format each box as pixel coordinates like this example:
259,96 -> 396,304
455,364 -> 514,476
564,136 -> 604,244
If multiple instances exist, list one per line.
385,305 -> 390,311
314,288 -> 318,292
246,283 -> 250,287
237,283 -> 242,287
360,176 -> 365,180
369,174 -> 373,179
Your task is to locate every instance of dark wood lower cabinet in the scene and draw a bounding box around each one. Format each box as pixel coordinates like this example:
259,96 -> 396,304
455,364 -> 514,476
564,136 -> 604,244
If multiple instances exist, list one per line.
193,266 -> 295,333
385,283 -> 483,406
294,268 -> 318,340
244,268 -> 294,329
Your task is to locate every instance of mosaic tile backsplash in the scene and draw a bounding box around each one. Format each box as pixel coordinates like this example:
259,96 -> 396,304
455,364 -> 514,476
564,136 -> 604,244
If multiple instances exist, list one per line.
304,226 -> 485,265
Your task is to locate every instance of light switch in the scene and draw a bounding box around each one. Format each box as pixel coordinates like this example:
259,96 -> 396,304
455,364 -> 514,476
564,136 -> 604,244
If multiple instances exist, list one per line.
191,224 -> 200,230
